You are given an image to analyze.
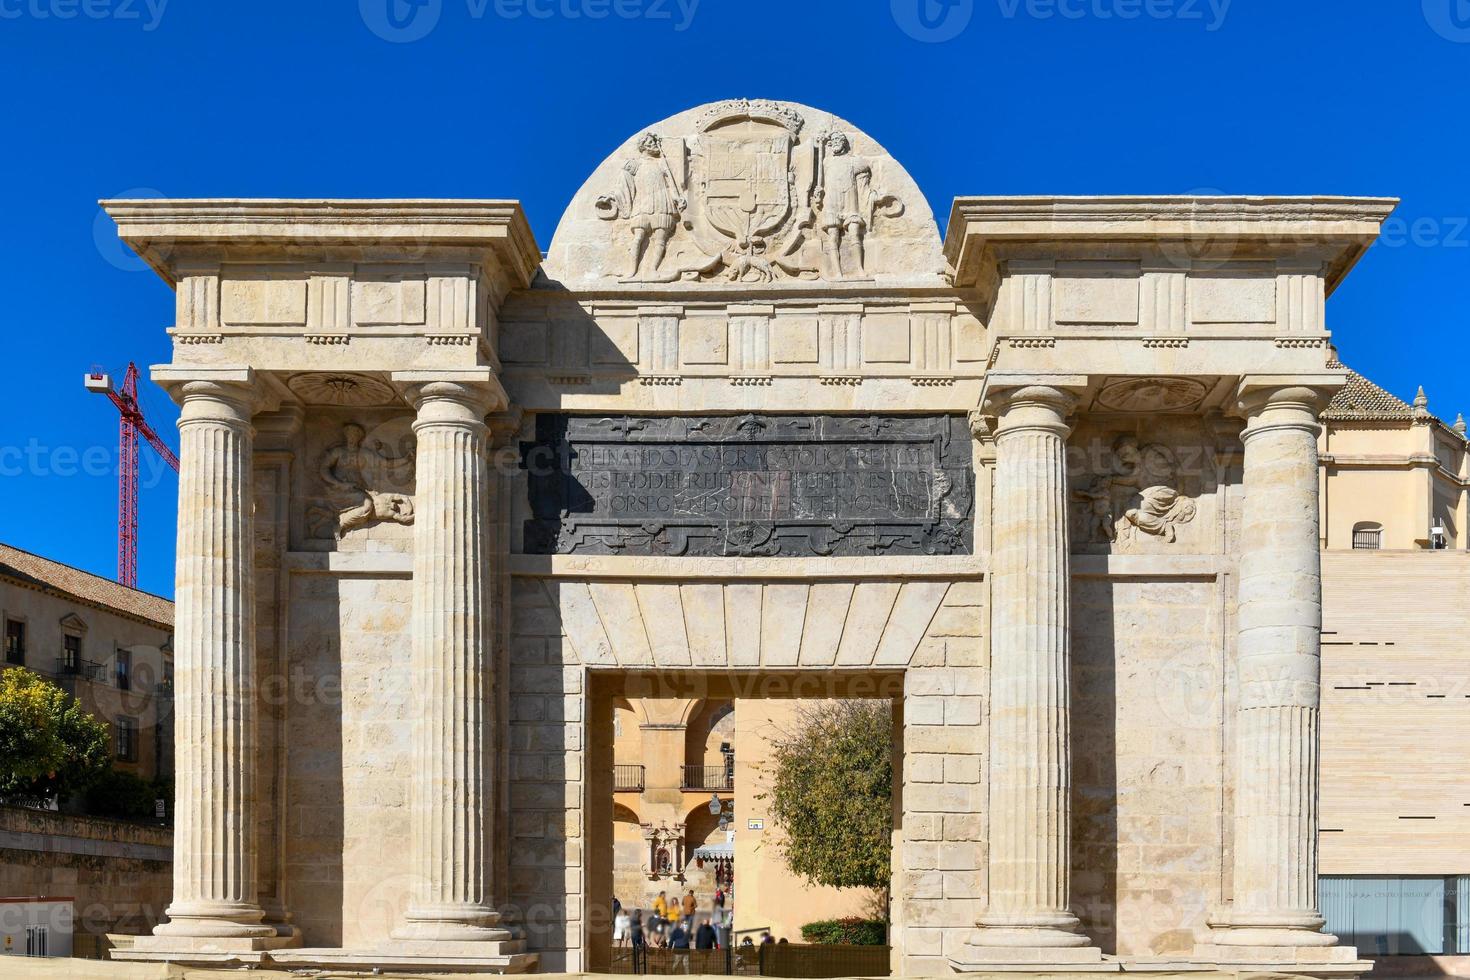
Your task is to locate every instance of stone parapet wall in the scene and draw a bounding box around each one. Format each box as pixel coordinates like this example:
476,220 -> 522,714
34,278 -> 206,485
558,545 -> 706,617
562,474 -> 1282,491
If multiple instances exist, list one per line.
0,804 -> 172,937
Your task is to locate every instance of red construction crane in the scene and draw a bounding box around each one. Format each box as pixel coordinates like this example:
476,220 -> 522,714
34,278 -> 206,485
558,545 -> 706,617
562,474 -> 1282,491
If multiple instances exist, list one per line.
85,362 -> 180,588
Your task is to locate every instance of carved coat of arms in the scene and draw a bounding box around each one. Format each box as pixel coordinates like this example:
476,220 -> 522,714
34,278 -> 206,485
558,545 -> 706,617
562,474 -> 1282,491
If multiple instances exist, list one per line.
595,99 -> 902,284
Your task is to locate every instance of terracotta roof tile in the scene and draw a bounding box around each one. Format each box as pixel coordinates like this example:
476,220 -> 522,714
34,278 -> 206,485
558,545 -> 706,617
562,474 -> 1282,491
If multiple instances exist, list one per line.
0,543 -> 172,629
1322,361 -> 1419,422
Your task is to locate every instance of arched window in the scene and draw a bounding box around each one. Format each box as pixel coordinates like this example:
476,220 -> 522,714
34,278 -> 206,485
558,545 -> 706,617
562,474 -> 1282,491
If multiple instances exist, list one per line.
1352,522 -> 1383,550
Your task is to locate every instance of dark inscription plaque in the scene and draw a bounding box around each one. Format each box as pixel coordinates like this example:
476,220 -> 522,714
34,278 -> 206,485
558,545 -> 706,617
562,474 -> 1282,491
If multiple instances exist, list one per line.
521,414 -> 974,557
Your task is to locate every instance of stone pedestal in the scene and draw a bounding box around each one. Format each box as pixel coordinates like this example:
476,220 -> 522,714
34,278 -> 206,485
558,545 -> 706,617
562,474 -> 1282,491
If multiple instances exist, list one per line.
955,384 -> 1105,971
1195,383 -> 1364,974
384,377 -> 522,964
129,377 -> 297,960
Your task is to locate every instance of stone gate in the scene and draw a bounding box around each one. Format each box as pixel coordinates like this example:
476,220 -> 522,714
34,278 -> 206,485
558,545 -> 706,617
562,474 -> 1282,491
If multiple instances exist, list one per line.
106,99 -> 1394,976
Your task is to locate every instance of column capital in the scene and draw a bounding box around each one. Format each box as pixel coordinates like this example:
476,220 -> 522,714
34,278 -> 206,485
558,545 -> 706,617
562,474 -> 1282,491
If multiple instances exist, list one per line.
151,365 -> 284,420
392,369 -> 507,420
980,374 -> 1088,427
983,378 -> 1086,442
1233,373 -> 1344,419
487,407 -> 524,450
981,373 -> 1089,410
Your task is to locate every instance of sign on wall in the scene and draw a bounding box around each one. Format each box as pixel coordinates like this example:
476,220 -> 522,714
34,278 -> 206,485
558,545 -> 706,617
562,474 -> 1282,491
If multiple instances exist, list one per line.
521,414 -> 974,557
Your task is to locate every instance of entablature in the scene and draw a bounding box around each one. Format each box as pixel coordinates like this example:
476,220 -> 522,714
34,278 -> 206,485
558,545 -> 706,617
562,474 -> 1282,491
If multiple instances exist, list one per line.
103,199 -> 541,376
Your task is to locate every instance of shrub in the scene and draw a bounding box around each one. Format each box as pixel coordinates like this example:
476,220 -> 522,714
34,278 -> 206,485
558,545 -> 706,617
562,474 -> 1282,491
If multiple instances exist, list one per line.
799,917 -> 888,946
84,769 -> 166,821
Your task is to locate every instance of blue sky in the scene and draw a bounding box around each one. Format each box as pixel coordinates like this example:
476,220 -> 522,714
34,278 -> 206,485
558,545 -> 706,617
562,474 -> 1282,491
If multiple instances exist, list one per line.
1,1 -> 1467,597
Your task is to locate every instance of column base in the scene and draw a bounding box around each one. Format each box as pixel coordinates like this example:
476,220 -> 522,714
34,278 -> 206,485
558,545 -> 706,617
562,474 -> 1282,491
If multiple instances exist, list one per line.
115,942 -> 536,973
259,896 -> 301,939
391,902 -> 513,943
114,933 -> 302,966
950,947 -> 1114,972
1192,910 -> 1367,976
146,899 -> 279,939
954,913 -> 1109,971
273,942 -> 538,973
1192,944 -> 1370,977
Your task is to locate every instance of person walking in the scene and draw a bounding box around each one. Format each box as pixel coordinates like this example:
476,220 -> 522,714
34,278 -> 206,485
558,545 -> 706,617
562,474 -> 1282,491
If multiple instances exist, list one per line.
681,889 -> 697,926
630,911 -> 647,973
653,891 -> 669,925
670,917 -> 691,975
614,906 -> 631,947
695,916 -> 718,950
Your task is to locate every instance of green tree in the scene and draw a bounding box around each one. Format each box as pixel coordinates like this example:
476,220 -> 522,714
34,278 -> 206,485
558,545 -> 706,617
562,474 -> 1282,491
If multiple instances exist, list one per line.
0,667 -> 111,802
761,700 -> 894,919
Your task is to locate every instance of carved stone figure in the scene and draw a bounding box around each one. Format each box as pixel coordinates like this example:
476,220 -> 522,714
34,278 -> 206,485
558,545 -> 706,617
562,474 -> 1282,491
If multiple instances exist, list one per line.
1122,485 -> 1197,543
1073,435 -> 1197,545
814,131 -> 900,279
319,422 -> 416,538
595,132 -> 688,281
585,104 -> 909,283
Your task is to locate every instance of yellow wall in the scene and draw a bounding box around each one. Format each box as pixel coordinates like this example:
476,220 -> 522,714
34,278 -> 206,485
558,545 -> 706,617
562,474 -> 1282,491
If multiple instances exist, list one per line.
611,698 -> 733,915
732,699 -> 873,944
1320,419 -> 1469,550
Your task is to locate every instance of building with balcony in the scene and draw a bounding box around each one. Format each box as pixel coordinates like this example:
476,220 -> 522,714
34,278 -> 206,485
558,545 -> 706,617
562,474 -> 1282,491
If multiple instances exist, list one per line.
610,698 -> 734,912
0,543 -> 174,785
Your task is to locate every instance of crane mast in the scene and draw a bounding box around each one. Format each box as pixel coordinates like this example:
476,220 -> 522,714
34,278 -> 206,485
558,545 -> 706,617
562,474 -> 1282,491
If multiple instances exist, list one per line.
85,362 -> 180,588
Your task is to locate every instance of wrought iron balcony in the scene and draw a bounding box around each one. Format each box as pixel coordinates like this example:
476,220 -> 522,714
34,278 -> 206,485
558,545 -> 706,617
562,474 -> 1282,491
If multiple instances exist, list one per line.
681,764 -> 733,792
613,764 -> 645,792
55,657 -> 106,682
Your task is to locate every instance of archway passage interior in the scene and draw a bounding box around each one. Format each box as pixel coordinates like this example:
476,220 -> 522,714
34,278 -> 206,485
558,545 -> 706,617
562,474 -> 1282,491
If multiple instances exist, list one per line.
585,670 -> 905,973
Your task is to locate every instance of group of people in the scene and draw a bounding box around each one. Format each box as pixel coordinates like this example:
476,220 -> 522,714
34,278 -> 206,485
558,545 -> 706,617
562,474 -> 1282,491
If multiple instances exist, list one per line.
613,888 -> 728,952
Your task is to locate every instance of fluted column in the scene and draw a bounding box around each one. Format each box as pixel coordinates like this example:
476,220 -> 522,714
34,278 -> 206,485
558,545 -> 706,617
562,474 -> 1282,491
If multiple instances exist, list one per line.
154,379 -> 273,940
1206,384 -> 1345,954
965,384 -> 1100,962
392,379 -> 509,943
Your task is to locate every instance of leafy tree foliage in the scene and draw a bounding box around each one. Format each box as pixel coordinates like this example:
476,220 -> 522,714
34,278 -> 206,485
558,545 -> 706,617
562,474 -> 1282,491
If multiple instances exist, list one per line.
0,667 -> 111,802
761,700 -> 893,900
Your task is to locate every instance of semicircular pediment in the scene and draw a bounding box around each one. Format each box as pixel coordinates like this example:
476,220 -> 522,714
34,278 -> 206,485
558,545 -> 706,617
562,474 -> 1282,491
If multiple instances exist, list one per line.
544,99 -> 945,290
